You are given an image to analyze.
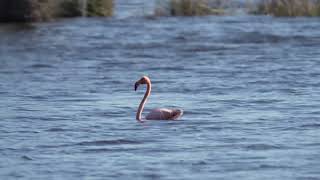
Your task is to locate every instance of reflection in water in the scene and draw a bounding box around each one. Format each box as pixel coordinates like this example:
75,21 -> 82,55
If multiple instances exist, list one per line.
0,23 -> 36,32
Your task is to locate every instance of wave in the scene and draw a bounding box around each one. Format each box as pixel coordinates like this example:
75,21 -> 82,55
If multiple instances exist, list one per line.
226,31 -> 320,44
29,64 -> 55,69
82,147 -> 137,153
21,155 -> 33,161
245,144 -> 287,151
300,123 -> 320,129
75,139 -> 142,146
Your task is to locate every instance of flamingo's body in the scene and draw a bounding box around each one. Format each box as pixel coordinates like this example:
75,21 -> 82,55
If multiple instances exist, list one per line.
134,76 -> 183,122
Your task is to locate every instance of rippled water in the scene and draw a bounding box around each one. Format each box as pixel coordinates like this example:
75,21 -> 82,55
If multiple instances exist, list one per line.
1,8 -> 320,180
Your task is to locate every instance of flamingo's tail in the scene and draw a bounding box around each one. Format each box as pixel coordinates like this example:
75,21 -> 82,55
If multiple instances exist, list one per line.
172,109 -> 183,120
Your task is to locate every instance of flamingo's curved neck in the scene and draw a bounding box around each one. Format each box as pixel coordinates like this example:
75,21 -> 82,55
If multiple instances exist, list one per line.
136,81 -> 151,121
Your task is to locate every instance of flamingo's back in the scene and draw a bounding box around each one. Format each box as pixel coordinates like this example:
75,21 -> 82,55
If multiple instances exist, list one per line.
146,108 -> 183,120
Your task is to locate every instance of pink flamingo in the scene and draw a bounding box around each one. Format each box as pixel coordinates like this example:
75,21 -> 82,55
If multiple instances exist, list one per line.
134,76 -> 183,122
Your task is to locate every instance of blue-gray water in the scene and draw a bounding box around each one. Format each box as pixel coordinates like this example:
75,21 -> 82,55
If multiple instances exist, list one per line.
1,10 -> 320,180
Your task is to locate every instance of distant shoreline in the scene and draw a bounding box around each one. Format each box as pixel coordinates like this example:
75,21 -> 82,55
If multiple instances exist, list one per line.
1,0 -> 320,23
0,0 -> 113,23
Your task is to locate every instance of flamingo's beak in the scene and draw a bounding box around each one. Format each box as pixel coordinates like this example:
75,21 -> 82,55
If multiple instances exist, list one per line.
134,82 -> 140,91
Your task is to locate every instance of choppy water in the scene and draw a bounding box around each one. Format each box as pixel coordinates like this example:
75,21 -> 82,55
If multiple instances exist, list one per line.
1,5 -> 320,180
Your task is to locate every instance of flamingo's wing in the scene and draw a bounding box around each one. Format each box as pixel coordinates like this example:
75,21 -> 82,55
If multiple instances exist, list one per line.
146,108 -> 183,120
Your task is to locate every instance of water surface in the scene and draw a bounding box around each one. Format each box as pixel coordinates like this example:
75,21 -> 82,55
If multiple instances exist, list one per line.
0,8 -> 320,180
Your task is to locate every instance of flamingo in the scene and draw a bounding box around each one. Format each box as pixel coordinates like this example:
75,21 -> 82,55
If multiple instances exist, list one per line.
134,76 -> 183,122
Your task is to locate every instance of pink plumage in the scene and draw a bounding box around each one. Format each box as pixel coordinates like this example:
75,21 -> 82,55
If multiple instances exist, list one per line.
134,76 -> 183,122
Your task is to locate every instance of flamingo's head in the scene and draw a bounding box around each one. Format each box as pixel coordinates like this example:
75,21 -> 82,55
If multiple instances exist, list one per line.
135,76 -> 150,91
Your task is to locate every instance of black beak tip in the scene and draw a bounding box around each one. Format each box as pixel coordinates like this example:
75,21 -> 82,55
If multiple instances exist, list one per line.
134,83 -> 138,91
